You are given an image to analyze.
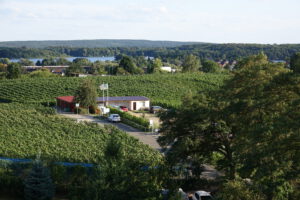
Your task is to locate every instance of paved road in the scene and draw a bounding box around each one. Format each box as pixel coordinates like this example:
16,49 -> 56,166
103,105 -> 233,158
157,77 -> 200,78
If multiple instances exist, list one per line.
59,113 -> 161,151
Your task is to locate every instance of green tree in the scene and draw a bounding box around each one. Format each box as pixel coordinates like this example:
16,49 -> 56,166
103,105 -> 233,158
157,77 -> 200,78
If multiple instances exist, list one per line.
290,52 -> 300,73
74,79 -> 97,110
182,54 -> 201,72
56,57 -> 70,65
24,160 -> 55,200
0,63 -> 7,79
217,54 -> 298,199
117,55 -> 141,74
159,53 -> 300,199
0,58 -> 10,64
6,63 -> 21,79
216,179 -> 265,200
148,58 -> 163,73
235,52 -> 268,70
18,58 -> 34,66
158,92 -> 237,179
201,59 -> 222,73
73,58 -> 91,66
41,58 -> 56,66
66,63 -> 85,76
29,68 -> 56,78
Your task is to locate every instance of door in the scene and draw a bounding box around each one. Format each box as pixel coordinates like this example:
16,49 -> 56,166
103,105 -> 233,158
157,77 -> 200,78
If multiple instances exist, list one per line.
133,102 -> 137,110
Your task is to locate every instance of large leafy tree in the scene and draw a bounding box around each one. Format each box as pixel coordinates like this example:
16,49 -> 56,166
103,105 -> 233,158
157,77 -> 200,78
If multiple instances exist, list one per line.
66,63 -> 85,76
73,58 -> 92,66
6,63 -> 21,79
290,52 -> 300,73
201,59 -> 222,73
147,58 -> 163,73
24,160 -> 55,200
74,79 -> 97,109
182,54 -> 201,73
18,58 -> 34,66
117,55 -> 142,74
159,53 -> 300,199
158,92 -> 237,180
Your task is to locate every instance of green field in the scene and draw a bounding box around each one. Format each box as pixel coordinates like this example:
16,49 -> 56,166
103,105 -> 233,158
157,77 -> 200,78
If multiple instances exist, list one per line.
0,103 -> 162,164
0,73 -> 228,107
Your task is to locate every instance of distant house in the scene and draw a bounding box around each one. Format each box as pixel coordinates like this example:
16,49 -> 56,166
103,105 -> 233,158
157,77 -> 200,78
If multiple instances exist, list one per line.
160,66 -> 176,73
51,68 -> 65,76
56,96 -> 150,112
68,73 -> 88,77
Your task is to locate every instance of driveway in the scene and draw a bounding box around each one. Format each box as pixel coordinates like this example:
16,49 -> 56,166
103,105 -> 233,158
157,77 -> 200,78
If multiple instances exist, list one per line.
59,112 -> 161,151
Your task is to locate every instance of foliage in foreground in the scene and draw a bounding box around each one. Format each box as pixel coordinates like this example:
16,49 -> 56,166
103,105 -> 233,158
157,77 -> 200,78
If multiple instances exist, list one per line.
159,53 -> 300,199
24,160 -> 54,200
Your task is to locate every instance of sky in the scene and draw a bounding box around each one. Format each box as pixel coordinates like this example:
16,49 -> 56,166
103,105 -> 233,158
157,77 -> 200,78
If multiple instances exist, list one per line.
0,0 -> 299,43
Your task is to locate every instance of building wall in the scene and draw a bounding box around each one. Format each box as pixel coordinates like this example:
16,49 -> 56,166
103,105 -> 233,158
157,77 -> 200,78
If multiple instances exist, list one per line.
57,99 -> 75,112
130,100 -> 150,110
107,101 -> 131,108
98,100 -> 150,111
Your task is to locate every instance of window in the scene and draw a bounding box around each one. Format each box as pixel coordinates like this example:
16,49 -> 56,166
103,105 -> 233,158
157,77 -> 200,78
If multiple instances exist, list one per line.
142,101 -> 146,107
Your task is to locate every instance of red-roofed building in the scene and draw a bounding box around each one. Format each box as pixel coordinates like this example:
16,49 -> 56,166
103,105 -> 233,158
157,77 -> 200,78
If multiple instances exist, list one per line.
56,96 -> 75,112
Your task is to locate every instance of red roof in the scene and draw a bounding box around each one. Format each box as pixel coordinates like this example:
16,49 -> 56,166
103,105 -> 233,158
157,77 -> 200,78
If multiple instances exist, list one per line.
56,96 -> 74,103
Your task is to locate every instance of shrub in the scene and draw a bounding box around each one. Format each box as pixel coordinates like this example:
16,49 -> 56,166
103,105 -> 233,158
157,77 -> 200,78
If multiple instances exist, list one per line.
216,179 -> 265,200
109,107 -> 150,130
74,107 -> 89,114
24,160 -> 55,200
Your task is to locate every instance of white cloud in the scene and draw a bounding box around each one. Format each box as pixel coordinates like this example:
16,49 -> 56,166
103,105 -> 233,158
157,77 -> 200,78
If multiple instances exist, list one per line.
0,0 -> 299,43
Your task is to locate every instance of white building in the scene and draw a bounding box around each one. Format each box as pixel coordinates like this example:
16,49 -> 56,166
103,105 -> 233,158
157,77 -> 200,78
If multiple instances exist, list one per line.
161,66 -> 176,73
97,96 -> 150,111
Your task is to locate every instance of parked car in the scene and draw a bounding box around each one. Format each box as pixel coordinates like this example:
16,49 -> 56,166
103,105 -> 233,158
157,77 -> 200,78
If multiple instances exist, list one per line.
108,114 -> 121,122
119,106 -> 129,112
150,106 -> 163,114
194,191 -> 213,200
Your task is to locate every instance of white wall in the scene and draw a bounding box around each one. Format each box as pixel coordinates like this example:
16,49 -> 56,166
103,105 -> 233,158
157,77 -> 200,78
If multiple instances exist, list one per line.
130,100 -> 150,110
98,100 -> 150,111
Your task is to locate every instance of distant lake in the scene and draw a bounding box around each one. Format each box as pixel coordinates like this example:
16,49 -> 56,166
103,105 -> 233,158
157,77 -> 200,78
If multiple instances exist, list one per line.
10,56 -> 115,64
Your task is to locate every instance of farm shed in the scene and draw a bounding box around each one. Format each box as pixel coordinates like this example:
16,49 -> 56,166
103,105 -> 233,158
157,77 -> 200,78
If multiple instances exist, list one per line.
56,96 -> 75,112
97,96 -> 150,111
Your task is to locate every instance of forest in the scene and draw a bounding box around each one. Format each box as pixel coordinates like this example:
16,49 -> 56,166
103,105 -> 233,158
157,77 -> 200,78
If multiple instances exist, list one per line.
1,42 -> 300,61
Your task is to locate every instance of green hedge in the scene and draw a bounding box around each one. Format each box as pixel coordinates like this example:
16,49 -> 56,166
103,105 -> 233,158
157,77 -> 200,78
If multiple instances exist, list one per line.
109,107 -> 150,130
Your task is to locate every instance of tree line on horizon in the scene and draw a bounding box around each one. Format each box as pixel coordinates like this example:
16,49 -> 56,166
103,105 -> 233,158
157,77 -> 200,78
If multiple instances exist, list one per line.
1,43 -> 300,61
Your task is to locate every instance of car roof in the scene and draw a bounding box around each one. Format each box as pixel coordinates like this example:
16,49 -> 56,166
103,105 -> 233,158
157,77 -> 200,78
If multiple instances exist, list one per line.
195,191 -> 211,196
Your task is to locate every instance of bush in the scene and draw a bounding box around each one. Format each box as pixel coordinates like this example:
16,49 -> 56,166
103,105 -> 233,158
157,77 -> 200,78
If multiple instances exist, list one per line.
74,107 -> 89,114
35,106 -> 56,115
24,160 -> 55,200
89,105 -> 98,114
216,179 -> 265,200
109,107 -> 150,130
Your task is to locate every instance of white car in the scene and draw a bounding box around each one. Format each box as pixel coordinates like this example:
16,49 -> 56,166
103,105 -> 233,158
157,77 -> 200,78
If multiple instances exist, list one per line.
194,191 -> 213,200
108,114 -> 121,122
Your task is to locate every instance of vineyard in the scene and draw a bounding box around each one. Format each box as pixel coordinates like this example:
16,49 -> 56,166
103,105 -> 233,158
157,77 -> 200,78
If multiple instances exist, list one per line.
0,103 -> 162,165
0,73 -> 228,107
